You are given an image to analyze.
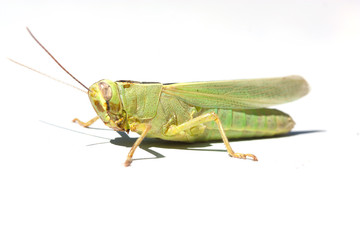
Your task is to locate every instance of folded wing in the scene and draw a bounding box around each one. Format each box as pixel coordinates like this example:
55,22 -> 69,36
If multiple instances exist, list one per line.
162,75 -> 309,109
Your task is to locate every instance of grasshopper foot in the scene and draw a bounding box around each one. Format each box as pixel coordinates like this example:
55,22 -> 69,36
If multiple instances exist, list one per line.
230,153 -> 258,161
124,159 -> 133,167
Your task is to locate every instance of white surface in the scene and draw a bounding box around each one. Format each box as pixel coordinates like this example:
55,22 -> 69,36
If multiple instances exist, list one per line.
1,1 -> 360,239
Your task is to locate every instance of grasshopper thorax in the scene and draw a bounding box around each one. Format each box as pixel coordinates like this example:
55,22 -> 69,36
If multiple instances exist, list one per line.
88,79 -> 129,132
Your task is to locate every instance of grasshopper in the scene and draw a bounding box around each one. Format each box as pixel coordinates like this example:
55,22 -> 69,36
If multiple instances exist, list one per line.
15,28 -> 309,167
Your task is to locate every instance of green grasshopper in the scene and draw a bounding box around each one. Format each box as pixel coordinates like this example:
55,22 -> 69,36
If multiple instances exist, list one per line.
17,28 -> 309,167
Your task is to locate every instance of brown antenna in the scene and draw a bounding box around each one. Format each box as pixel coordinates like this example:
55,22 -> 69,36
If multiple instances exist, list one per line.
26,27 -> 89,91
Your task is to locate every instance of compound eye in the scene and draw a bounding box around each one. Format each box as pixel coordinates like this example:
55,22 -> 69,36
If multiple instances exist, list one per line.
98,82 -> 112,101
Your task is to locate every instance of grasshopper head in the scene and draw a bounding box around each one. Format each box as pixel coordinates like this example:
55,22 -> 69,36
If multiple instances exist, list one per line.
88,79 -> 129,132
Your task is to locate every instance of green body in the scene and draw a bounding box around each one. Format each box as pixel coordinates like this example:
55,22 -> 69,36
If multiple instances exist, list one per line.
135,85 -> 294,142
88,76 -> 308,142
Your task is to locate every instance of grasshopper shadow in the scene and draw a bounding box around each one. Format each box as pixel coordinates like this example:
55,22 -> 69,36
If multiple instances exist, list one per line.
109,130 -> 325,161
40,121 -> 324,162
110,132 -> 223,161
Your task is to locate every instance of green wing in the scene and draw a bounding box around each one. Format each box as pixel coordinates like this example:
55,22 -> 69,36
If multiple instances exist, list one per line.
162,75 -> 309,109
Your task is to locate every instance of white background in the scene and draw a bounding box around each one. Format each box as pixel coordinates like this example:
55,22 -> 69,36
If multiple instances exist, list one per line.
1,0 -> 360,239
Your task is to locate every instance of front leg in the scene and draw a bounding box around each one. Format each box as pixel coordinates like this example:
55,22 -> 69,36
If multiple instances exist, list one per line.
73,116 -> 100,127
124,124 -> 152,167
165,112 -> 257,161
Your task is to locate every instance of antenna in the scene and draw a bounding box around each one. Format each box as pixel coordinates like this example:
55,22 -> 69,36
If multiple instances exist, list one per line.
26,27 -> 89,91
8,58 -> 87,94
